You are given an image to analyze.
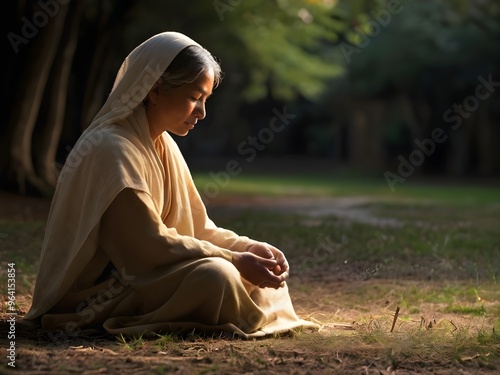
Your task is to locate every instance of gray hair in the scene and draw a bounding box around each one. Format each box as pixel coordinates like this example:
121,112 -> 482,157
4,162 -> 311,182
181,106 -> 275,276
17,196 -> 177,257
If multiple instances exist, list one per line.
159,45 -> 223,89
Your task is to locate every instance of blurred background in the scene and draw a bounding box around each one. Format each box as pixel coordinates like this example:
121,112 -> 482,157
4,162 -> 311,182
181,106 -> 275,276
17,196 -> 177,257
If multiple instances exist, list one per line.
1,0 -> 499,197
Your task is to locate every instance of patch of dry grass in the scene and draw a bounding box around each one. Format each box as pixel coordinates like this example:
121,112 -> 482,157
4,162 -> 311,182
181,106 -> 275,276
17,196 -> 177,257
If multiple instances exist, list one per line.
1,184 -> 499,374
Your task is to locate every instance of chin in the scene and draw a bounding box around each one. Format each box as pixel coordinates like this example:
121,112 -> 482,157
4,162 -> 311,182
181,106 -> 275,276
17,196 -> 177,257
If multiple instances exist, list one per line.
170,130 -> 190,137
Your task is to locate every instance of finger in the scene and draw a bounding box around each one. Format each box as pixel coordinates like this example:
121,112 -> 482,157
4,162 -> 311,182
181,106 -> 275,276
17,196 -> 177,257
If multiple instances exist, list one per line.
272,264 -> 282,275
279,257 -> 290,273
274,254 -> 287,267
273,265 -> 290,277
260,269 -> 285,285
249,244 -> 274,259
274,261 -> 289,275
273,251 -> 287,265
257,257 -> 278,268
281,262 -> 289,274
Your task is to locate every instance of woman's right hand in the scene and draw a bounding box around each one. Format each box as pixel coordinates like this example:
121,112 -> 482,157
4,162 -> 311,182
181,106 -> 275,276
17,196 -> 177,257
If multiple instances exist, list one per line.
231,252 -> 286,289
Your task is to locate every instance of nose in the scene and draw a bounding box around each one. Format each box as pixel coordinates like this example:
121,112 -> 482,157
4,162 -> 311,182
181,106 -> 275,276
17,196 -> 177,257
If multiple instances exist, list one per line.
194,101 -> 206,120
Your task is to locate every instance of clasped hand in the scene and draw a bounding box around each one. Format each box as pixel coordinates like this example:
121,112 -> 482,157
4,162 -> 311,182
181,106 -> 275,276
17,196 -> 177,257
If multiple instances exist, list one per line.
231,242 -> 289,289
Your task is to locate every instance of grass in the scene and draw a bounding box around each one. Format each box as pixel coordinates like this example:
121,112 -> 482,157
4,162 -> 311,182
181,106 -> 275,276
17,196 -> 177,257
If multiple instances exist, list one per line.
192,171 -> 500,205
1,172 -> 499,373
0,220 -> 44,298
194,171 -> 499,371
206,209 -> 499,283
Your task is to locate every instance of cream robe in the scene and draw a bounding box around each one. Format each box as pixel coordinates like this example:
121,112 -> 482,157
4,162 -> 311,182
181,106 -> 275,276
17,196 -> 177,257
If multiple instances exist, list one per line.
24,32 -> 318,338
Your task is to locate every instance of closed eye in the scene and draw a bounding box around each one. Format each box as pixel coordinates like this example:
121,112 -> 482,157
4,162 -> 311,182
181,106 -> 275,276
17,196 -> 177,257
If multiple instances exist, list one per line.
191,94 -> 211,103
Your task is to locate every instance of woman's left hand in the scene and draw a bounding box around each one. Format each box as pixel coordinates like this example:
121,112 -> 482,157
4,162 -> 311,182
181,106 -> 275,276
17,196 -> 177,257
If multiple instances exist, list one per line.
247,243 -> 289,280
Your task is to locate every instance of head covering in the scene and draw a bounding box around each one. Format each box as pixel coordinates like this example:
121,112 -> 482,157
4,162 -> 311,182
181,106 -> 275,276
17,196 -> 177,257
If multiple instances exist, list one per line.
89,31 -> 200,132
25,32 -> 200,319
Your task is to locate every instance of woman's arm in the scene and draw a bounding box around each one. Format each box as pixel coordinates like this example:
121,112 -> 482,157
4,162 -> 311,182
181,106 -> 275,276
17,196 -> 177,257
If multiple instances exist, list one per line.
99,188 -> 234,278
100,188 -> 287,288
185,173 -> 258,252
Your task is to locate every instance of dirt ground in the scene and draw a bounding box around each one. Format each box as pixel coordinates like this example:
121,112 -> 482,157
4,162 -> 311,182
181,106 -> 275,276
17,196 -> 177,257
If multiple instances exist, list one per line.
1,190 -> 499,374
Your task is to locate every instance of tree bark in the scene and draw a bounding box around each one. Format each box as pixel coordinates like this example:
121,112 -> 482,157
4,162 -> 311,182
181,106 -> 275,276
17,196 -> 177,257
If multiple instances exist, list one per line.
35,1 -> 85,188
7,2 -> 69,195
80,2 -> 113,129
80,0 -> 139,130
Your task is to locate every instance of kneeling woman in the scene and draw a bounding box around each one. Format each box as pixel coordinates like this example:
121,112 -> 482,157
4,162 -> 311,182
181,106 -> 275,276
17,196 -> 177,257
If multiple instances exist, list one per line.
24,32 -> 318,338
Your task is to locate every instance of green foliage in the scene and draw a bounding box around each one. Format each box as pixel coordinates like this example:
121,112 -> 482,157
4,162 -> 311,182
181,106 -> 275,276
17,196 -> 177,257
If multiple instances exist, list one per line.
340,0 -> 500,94
128,0 -> 347,101
229,0 -> 345,100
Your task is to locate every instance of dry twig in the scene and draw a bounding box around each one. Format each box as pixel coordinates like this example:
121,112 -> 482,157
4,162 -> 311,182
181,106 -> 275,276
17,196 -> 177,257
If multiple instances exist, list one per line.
390,306 -> 400,333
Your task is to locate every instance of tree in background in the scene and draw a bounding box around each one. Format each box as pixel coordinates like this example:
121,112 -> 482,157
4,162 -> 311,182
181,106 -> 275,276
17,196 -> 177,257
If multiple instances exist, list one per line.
1,0 -> 498,197
1,0 -> 138,195
0,0 -> 344,196
310,0 -> 500,176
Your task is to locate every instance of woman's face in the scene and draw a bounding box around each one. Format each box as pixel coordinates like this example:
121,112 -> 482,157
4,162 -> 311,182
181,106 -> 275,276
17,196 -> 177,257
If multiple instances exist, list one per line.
145,68 -> 214,138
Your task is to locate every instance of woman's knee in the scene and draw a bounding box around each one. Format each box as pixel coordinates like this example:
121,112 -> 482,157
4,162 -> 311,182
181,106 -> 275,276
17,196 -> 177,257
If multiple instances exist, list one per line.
190,257 -> 240,287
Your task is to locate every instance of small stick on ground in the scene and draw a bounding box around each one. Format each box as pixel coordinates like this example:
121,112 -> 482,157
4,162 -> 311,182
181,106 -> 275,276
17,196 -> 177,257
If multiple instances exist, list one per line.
390,306 -> 400,333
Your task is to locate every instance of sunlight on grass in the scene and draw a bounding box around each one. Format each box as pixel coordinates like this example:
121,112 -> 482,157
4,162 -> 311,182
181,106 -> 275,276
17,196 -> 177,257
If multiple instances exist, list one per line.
213,208 -> 499,283
192,172 -> 500,205
444,305 -> 487,316
106,318 -> 499,374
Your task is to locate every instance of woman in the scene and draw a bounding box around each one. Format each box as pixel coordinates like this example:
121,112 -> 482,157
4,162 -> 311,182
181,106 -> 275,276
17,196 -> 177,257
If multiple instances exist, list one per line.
24,32 -> 318,338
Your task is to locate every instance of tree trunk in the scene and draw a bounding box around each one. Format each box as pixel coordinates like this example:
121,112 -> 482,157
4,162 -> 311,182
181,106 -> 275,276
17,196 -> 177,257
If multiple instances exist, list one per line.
80,0 -> 139,130
7,2 -> 69,195
35,1 -> 84,188
80,37 -> 115,129
80,2 -> 113,129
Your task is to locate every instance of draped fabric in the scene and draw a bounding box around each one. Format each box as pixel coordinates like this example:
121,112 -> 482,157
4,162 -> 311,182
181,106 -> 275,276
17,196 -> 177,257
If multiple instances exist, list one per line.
24,32 -> 319,337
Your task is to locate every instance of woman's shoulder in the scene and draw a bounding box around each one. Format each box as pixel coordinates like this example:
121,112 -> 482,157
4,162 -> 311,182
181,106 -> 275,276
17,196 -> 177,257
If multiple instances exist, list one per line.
64,125 -> 148,172
61,125 -> 149,181
79,125 -> 146,156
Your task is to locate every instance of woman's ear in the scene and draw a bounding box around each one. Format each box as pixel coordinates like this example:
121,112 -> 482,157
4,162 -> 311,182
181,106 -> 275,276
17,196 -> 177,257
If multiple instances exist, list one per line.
146,82 -> 161,105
